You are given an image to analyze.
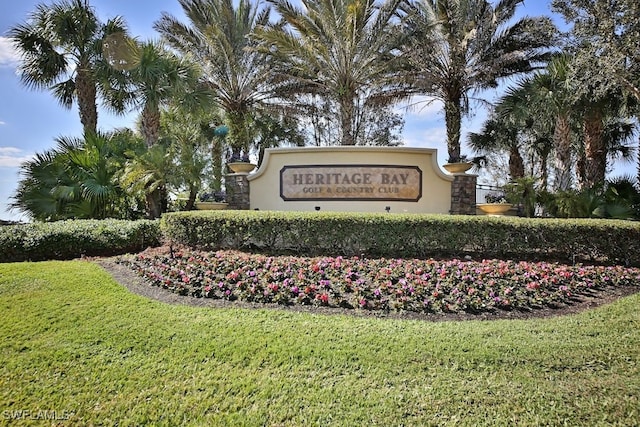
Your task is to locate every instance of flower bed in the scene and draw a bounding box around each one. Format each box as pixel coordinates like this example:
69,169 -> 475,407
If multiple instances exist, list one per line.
118,249 -> 640,315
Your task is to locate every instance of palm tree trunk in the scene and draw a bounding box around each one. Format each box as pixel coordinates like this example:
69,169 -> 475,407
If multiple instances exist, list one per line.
161,185 -> 168,213
444,98 -> 462,161
185,188 -> 197,211
75,66 -> 98,133
142,104 -> 161,147
637,130 -> 640,187
508,144 -> 525,179
339,97 -> 356,146
576,154 -> 587,189
584,109 -> 606,187
539,150 -> 549,191
553,113 -> 573,191
227,111 -> 250,158
146,190 -> 162,219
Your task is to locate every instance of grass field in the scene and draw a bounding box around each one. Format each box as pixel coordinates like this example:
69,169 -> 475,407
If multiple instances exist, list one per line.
1,260 -> 639,426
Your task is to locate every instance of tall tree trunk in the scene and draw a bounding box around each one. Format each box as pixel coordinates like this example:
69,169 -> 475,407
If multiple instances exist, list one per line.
339,97 -> 356,146
553,113 -> 573,191
576,154 -> 587,190
146,189 -> 162,219
145,185 -> 168,219
75,66 -> 98,133
185,187 -> 197,211
508,143 -> 525,179
141,104 -> 164,218
185,177 -> 197,210
161,185 -> 168,213
227,110 -> 250,157
539,149 -> 549,191
637,131 -> 640,188
584,109 -> 606,188
444,97 -> 462,161
141,104 -> 161,147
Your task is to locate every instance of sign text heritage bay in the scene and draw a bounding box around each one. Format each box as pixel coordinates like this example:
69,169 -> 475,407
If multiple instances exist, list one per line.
280,165 -> 422,201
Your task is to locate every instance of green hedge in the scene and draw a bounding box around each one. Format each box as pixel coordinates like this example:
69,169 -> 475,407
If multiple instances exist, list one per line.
161,211 -> 640,266
0,219 -> 162,263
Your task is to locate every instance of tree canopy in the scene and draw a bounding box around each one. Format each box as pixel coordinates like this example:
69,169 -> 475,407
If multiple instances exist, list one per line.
9,0 -> 640,221
9,0 -> 128,133
404,0 -> 556,161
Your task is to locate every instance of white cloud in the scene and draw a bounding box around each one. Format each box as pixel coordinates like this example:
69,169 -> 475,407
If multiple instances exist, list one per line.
0,120 -> 6,125
0,147 -> 33,167
0,147 -> 22,155
0,37 -> 20,68
404,126 -> 446,148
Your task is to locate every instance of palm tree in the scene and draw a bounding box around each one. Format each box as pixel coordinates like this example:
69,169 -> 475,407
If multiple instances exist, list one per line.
103,40 -> 210,147
404,0 -> 556,162
551,1 -> 640,186
528,56 -> 577,191
159,107 -> 223,210
574,85 -> 636,188
532,53 -> 636,189
10,130 -> 143,220
478,55 -> 578,191
155,0 -> 279,158
580,108 -> 636,188
469,114 -> 525,182
10,150 -> 73,221
9,0 -> 127,133
101,40 -> 210,218
473,54 -> 637,192
256,0 -> 411,146
120,143 -> 176,219
57,132 -> 123,219
469,84 -> 556,189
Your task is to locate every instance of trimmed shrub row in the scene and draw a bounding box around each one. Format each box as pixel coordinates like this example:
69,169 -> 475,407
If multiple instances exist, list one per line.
0,219 -> 161,263
3,212 -> 638,265
161,211 -> 640,266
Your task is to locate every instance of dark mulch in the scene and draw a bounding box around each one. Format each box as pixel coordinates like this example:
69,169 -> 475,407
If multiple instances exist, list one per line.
94,246 -> 640,323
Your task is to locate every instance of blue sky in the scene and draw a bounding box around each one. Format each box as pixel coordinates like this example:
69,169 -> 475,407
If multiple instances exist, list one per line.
0,1 -> 635,221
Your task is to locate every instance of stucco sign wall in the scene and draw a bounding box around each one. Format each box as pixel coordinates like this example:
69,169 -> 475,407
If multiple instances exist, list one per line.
280,165 -> 422,201
247,147 -> 454,214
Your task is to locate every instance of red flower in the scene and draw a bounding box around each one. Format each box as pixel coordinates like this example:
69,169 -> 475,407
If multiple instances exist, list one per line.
316,293 -> 329,304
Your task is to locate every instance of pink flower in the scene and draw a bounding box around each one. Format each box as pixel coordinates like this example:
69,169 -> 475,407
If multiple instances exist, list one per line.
125,247 -> 640,316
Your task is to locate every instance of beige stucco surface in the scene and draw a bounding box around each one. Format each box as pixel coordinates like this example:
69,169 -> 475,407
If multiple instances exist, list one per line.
247,146 -> 454,214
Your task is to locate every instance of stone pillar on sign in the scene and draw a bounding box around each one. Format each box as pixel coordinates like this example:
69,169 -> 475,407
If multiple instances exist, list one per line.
225,172 -> 250,210
450,173 -> 477,215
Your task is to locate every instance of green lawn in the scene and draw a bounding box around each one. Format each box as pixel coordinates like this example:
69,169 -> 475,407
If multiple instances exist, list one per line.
1,261 -> 639,426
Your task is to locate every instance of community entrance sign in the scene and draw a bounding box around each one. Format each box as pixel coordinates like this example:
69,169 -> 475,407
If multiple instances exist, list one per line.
280,165 -> 422,201
247,146 -> 454,214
